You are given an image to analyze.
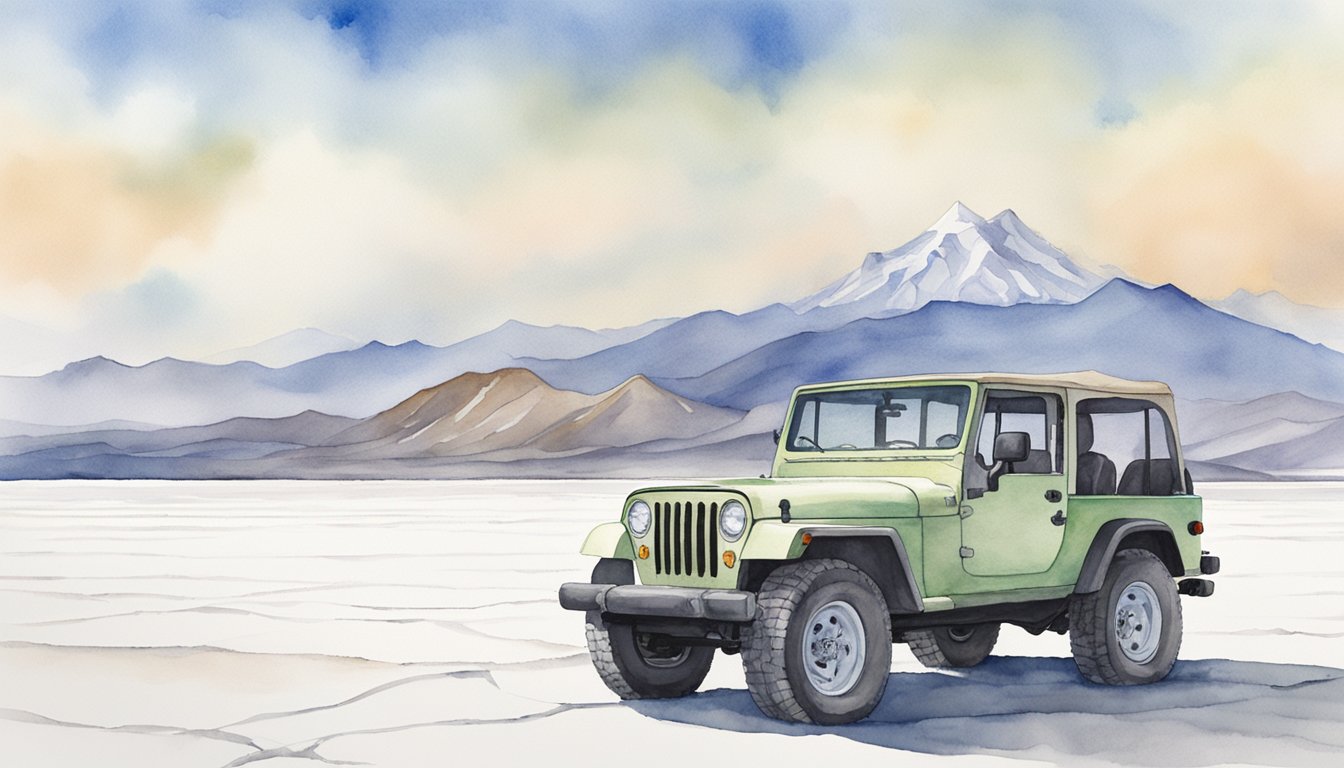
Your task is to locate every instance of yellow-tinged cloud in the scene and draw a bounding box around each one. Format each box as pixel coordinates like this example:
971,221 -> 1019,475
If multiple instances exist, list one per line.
0,132 -> 253,294
1095,135 -> 1344,301
1089,40 -> 1344,306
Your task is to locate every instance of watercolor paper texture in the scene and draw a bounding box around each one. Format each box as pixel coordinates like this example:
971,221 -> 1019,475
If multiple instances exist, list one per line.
1,2 -> 1342,766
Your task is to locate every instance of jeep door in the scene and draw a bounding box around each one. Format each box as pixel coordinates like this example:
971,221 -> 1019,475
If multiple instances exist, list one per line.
960,387 -> 1068,577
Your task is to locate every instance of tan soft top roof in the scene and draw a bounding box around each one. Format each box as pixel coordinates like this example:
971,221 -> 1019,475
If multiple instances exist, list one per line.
798,371 -> 1172,396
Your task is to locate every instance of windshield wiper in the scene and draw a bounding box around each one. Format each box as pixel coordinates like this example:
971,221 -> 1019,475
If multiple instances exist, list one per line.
795,435 -> 825,452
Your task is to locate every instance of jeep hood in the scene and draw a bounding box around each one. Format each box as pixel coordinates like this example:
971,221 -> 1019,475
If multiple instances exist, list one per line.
631,476 -> 958,520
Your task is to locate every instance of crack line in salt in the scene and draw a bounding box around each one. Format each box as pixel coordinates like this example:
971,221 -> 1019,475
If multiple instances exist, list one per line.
14,605 -> 584,651
0,706 -> 262,751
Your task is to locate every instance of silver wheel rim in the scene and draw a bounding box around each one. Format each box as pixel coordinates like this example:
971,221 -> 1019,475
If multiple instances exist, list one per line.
802,600 -> 866,696
1115,581 -> 1162,663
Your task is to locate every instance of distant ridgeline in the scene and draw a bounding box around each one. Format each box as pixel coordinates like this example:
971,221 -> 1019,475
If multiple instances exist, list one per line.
3,204 -> 1342,480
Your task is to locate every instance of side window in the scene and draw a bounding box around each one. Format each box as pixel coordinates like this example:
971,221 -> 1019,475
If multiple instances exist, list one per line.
973,390 -> 1063,474
1078,398 -> 1181,496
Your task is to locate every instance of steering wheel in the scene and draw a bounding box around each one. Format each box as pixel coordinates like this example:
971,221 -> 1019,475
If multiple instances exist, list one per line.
882,439 -> 918,448
835,443 -> 859,450
934,434 -> 959,449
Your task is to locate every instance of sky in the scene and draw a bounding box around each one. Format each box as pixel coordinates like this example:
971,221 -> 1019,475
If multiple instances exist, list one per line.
1,0 -> 1342,374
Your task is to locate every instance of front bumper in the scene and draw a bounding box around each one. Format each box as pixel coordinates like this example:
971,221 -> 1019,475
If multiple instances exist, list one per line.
558,582 -> 757,622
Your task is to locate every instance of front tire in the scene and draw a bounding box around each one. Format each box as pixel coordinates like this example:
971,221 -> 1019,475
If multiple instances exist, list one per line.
584,611 -> 714,699
907,623 -> 1000,668
741,559 -> 892,724
1069,548 -> 1182,685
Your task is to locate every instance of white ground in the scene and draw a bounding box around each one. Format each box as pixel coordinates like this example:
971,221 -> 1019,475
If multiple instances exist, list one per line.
1,480 -> 1341,768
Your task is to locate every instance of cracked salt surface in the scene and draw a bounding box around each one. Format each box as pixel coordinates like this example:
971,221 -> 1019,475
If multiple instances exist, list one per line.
1,480 -> 1342,767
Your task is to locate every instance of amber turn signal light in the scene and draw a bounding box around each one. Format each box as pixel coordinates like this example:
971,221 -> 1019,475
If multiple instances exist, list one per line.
801,533 -> 813,545
1188,520 -> 1204,535
723,550 -> 736,568
638,544 -> 649,559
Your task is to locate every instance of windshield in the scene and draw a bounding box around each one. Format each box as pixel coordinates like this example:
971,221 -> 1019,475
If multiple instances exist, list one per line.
786,385 -> 972,452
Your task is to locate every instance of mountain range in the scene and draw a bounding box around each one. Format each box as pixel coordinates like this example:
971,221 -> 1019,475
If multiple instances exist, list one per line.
2,202 -> 1341,480
652,279 -> 1344,410
0,369 -> 756,479
0,318 -> 676,428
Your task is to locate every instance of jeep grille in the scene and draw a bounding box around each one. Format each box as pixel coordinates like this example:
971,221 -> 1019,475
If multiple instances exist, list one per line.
653,501 -> 719,578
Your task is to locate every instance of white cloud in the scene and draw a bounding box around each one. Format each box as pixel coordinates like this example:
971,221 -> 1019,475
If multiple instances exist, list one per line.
104,86 -> 198,157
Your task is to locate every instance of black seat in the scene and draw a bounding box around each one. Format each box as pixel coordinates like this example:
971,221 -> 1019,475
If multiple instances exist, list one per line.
1017,449 -> 1053,474
1118,458 -> 1177,496
1075,414 -> 1116,495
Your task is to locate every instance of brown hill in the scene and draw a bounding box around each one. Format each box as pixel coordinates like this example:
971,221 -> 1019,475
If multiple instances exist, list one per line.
528,374 -> 743,452
321,368 -> 743,459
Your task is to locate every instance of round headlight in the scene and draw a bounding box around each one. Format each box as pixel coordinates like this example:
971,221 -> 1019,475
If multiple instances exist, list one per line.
627,500 -> 651,537
720,500 -> 746,542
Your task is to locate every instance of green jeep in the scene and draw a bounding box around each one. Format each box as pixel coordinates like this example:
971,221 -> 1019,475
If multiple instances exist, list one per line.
559,372 -> 1220,724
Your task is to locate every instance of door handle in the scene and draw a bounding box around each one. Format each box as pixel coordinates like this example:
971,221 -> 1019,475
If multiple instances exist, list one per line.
1050,510 -> 1067,526
1045,490 -> 1062,503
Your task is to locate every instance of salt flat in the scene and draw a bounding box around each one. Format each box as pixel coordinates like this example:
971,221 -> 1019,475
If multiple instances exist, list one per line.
1,480 -> 1342,767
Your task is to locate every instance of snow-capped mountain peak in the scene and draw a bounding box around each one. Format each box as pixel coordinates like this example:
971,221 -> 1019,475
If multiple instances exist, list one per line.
791,203 -> 1105,316
931,200 -> 987,232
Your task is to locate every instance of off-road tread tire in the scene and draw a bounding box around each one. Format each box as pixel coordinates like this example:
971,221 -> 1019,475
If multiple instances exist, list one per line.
1069,548 -> 1183,685
907,623 -> 1001,668
584,612 -> 639,699
741,559 -> 891,724
584,611 -> 712,699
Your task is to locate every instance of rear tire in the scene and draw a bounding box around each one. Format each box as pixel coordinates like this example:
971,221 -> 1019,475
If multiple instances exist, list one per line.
1069,548 -> 1182,685
907,623 -> 1000,668
584,611 -> 713,699
741,559 -> 892,724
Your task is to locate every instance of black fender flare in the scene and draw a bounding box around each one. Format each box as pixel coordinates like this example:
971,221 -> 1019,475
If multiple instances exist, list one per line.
1074,518 -> 1180,594
800,527 -> 924,613
591,557 -> 634,585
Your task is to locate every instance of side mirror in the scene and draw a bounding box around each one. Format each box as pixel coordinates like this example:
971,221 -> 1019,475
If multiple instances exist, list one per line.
993,432 -> 1030,463
772,429 -> 781,445
987,432 -> 1031,492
